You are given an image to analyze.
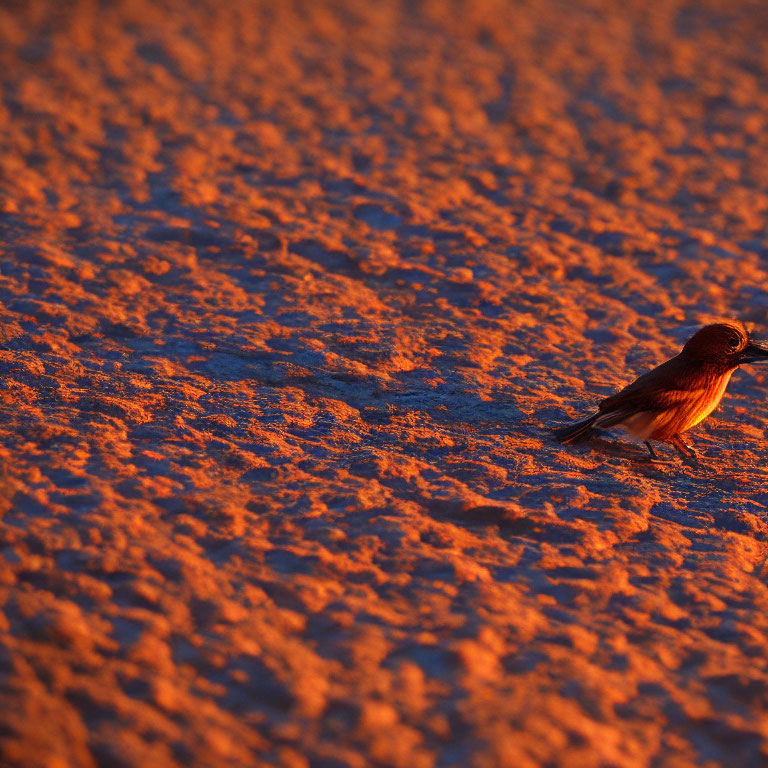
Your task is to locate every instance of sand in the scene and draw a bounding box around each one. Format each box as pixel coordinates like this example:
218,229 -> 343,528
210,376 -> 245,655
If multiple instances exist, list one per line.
2,0 -> 768,766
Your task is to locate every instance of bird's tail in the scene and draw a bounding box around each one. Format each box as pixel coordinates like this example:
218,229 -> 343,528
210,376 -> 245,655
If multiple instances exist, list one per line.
554,412 -> 600,444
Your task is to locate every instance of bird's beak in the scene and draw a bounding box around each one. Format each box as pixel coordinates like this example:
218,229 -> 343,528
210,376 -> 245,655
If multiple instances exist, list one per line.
740,341 -> 768,364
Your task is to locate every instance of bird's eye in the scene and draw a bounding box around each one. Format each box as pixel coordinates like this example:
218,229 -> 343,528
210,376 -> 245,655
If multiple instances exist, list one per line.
728,337 -> 741,350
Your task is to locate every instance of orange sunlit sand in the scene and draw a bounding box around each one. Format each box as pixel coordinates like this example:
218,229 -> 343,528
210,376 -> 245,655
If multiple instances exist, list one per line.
2,1 -> 768,767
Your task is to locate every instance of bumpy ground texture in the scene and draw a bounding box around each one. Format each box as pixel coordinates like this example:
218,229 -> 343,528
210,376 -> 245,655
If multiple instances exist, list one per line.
2,1 -> 768,766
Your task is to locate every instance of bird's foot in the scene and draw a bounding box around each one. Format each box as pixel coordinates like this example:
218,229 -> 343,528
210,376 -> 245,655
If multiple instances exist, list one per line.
680,452 -> 703,467
636,446 -> 671,465
670,436 -> 700,466
643,441 -> 663,461
636,455 -> 673,465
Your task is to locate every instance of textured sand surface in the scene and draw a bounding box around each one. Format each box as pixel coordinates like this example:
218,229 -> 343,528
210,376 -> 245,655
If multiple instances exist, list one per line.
2,1 -> 768,766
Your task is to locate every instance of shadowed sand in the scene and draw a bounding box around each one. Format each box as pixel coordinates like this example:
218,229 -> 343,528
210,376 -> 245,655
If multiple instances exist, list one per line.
2,1 -> 768,766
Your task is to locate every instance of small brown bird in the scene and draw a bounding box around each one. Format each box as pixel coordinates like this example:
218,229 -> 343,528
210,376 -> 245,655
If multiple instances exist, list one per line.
556,322 -> 768,460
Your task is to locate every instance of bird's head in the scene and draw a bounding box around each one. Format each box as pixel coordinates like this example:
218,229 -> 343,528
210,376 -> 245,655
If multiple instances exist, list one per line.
682,322 -> 768,368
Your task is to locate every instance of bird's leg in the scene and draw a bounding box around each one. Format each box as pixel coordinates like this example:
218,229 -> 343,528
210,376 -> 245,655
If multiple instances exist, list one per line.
670,435 -> 698,462
644,441 -> 660,460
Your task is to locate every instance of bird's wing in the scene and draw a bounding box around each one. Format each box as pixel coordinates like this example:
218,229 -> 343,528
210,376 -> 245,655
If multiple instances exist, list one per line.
597,354 -> 702,414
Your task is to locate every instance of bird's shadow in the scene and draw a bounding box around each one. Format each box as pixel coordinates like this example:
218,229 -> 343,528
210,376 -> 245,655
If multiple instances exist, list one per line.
555,431 -> 704,473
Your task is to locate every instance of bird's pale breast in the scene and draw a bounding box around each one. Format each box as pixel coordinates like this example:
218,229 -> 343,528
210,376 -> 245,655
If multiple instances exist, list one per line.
620,369 -> 733,440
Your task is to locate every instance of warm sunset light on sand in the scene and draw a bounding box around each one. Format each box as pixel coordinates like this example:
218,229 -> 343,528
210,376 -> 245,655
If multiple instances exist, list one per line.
2,1 -> 768,766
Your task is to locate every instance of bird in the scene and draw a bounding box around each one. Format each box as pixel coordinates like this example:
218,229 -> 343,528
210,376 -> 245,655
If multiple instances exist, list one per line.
555,322 -> 768,460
